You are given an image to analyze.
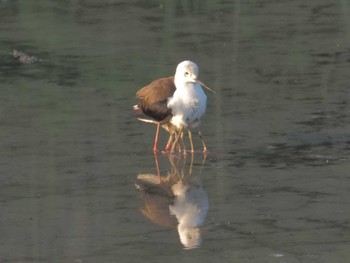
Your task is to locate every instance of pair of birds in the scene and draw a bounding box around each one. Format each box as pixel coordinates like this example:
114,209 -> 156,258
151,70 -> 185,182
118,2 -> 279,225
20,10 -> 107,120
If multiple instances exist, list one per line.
134,60 -> 214,154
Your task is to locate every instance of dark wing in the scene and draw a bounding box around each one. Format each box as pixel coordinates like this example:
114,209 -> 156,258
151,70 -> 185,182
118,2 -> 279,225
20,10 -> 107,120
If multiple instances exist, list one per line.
136,77 -> 176,122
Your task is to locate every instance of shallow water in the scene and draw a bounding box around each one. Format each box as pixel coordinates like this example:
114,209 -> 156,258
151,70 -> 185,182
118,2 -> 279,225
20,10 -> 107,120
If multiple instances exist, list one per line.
0,0 -> 350,262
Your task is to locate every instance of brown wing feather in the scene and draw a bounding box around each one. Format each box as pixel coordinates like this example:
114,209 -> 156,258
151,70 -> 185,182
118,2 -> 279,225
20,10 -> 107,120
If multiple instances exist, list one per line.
136,77 -> 176,122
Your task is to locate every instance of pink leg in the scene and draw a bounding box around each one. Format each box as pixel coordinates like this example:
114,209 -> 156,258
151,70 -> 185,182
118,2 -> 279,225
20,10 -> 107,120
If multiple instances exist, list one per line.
188,130 -> 194,153
198,130 -> 208,153
180,131 -> 187,154
165,134 -> 174,152
171,129 -> 183,153
153,123 -> 161,152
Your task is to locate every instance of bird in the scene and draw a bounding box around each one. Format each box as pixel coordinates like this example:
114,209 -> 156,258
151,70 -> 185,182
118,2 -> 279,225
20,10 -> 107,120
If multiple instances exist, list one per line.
134,60 -> 215,153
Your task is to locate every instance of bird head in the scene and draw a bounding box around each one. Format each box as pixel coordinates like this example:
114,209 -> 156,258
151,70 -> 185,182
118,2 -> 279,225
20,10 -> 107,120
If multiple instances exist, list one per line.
175,60 -> 216,94
175,60 -> 199,83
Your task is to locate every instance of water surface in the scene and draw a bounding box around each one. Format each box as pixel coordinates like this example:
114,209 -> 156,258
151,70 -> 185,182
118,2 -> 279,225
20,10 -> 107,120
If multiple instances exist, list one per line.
0,0 -> 349,262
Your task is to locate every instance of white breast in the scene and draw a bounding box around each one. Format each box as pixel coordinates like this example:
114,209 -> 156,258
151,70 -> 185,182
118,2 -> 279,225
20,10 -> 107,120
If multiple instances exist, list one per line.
168,83 -> 207,129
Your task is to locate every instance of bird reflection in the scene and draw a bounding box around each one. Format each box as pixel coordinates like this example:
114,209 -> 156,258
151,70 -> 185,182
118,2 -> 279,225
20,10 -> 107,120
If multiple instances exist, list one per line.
135,154 -> 209,249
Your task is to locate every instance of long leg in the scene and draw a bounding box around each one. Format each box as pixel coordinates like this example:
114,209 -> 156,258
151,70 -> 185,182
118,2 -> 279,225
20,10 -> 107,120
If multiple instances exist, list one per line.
165,133 -> 174,152
171,128 -> 183,153
153,122 -> 161,152
180,131 -> 187,154
165,132 -> 182,153
198,130 -> 208,153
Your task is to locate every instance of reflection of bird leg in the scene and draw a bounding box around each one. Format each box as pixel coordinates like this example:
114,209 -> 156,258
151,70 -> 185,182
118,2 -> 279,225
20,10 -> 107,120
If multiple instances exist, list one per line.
179,153 -> 187,178
201,152 -> 207,167
168,154 -> 176,170
198,150 -> 207,175
168,154 -> 182,180
188,151 -> 194,176
153,152 -> 161,183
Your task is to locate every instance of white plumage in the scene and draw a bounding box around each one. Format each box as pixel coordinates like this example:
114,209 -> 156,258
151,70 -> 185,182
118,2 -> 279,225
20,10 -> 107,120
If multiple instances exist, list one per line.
168,61 -> 207,130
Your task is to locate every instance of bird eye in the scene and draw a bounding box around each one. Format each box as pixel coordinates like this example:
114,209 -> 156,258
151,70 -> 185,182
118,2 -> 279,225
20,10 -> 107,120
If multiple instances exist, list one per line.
185,72 -> 189,75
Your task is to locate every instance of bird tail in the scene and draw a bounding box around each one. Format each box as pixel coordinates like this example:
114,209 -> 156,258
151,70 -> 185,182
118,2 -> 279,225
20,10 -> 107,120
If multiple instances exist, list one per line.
137,118 -> 158,124
131,104 -> 159,125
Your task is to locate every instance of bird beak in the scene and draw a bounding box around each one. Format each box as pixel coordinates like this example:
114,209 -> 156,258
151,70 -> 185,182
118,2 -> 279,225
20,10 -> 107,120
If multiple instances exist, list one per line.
195,79 -> 216,94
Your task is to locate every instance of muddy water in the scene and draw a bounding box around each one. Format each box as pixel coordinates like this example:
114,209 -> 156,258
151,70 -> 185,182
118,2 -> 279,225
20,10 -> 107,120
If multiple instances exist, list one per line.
0,0 -> 349,262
